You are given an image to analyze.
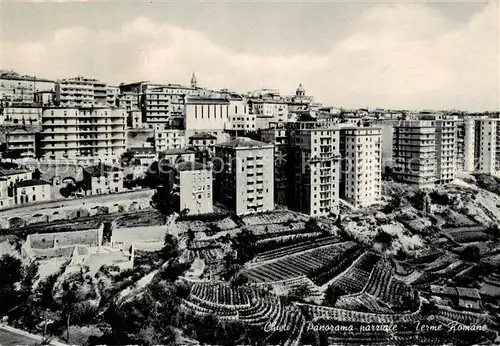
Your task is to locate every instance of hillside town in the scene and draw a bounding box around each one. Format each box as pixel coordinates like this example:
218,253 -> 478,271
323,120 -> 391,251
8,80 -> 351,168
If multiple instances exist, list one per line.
0,67 -> 499,345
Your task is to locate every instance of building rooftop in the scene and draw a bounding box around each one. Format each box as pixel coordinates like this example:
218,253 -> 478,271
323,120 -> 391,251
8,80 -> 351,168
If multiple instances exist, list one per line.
217,137 -> 274,149
177,161 -> 209,172
15,179 -> 50,187
185,97 -> 230,105
0,70 -> 54,83
83,164 -> 122,177
0,168 -> 31,177
189,132 -> 217,140
457,287 -> 481,300
161,148 -> 195,155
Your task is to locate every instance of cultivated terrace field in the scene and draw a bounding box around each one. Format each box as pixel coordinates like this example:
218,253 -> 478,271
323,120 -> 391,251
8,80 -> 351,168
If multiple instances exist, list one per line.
0,177 -> 499,345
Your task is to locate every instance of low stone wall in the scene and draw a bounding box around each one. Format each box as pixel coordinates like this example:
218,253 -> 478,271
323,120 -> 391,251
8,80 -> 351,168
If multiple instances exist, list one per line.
0,191 -> 153,229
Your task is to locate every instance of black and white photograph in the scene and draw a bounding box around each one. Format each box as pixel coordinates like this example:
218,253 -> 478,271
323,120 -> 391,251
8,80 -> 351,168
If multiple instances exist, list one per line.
0,1 -> 498,345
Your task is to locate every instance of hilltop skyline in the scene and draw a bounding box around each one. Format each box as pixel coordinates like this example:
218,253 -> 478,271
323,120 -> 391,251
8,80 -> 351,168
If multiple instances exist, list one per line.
0,1 -> 498,111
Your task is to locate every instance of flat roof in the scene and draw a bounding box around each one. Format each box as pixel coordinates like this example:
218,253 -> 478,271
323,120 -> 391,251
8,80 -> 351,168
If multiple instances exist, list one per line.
15,179 -> 50,187
216,137 -> 273,149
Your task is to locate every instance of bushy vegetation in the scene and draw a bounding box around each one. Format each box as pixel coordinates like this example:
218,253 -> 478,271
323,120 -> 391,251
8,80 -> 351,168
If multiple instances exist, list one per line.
472,173 -> 500,196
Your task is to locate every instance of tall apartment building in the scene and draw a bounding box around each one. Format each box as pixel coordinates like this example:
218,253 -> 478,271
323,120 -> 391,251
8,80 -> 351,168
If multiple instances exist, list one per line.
55,77 -> 116,107
172,161 -> 213,216
153,125 -> 186,152
393,120 -> 436,187
40,107 -> 127,161
260,122 -> 289,206
250,100 -> 289,130
226,95 -> 255,136
339,127 -> 382,208
435,117 -> 458,184
456,118 -> 476,173
372,119 -> 397,170
288,121 -> 341,216
474,118 -> 500,174
214,138 -> 274,215
142,83 -> 213,124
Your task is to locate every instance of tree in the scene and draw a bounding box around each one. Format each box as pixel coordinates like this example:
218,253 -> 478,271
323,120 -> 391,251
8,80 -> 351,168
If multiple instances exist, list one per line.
9,261 -> 39,330
0,254 -> 23,316
221,252 -> 241,281
151,185 -> 174,215
374,230 -> 394,245
32,168 -> 42,180
459,245 -> 481,263
60,281 -> 78,342
59,183 -> 77,198
186,229 -> 195,243
233,229 -> 257,264
163,234 -> 179,260
324,285 -> 343,307
121,150 -> 135,167
231,273 -> 248,287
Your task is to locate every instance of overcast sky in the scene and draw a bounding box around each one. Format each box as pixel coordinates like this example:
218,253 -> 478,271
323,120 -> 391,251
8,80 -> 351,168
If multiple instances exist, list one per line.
0,1 -> 498,111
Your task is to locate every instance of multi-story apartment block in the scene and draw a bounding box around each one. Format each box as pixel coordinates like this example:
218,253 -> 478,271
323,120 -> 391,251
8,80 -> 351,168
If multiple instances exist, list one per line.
456,118 -> 476,173
82,164 -> 124,195
14,179 -> 51,205
171,161 -> 213,215
260,122 -> 289,206
118,92 -> 140,110
435,117 -> 458,184
142,83 -> 213,124
214,138 -> 274,215
288,121 -> 341,216
188,132 -> 218,157
154,126 -> 186,152
372,119 -> 397,171
1,106 -> 42,125
6,130 -> 39,158
339,127 -> 382,208
55,77 -> 116,107
40,107 -> 127,162
393,120 -> 436,187
0,71 -> 54,105
250,100 -> 289,130
34,91 -> 55,106
474,118 -> 500,174
226,95 -> 255,135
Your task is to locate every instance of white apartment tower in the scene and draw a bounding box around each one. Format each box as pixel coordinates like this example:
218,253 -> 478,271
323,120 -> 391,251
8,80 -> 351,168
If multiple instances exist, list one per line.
474,118 -> 500,174
393,120 -> 436,187
40,107 -> 126,162
142,84 -> 212,124
435,117 -> 458,184
214,138 -> 274,215
339,127 -> 382,208
289,121 -> 341,216
55,77 -> 116,107
172,161 -> 213,216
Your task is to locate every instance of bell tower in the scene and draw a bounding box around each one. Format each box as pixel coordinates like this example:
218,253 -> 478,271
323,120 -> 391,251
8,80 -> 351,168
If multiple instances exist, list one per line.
191,73 -> 198,89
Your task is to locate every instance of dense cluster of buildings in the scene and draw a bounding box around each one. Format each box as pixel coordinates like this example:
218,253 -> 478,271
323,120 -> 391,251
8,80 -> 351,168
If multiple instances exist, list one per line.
1,69 -> 499,216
